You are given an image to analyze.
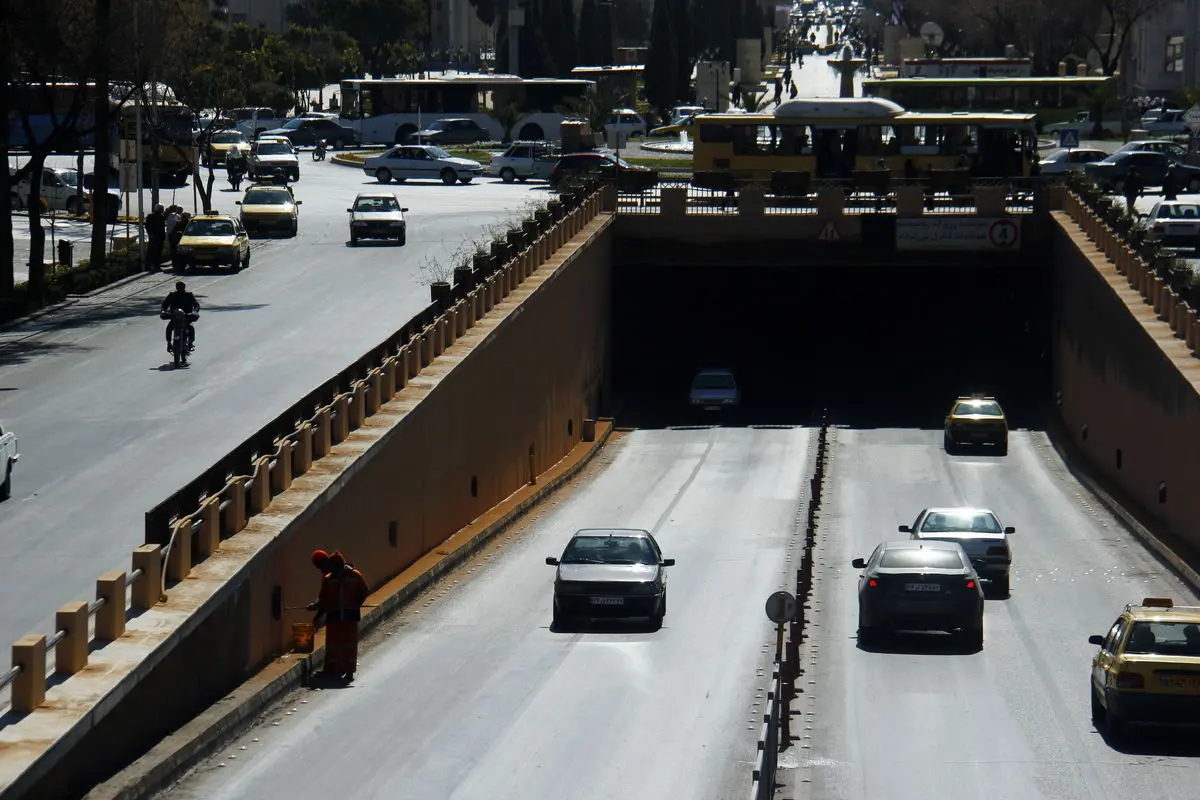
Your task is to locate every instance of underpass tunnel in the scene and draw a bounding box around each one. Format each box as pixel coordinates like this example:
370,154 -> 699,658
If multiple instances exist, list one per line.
607,252 -> 1054,429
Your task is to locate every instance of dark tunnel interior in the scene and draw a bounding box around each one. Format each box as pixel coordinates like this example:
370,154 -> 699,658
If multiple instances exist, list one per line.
606,255 -> 1054,430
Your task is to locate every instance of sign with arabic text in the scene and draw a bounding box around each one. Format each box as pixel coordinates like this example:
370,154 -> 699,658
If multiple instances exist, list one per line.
896,218 -> 1022,251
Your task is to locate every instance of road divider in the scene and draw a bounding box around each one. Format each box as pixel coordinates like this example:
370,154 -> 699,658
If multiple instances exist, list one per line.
0,182 -> 618,799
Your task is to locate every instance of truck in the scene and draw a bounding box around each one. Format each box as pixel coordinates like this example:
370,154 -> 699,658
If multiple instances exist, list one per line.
486,141 -> 562,183
1,422 -> 18,501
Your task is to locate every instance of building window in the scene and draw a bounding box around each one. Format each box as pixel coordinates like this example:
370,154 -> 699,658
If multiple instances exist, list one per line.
1166,35 -> 1185,72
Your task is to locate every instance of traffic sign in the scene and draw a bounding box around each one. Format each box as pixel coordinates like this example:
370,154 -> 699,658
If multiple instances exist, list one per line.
817,221 -> 841,241
1185,104 -> 1200,132
765,590 -> 797,623
1058,128 -> 1080,149
987,219 -> 1020,249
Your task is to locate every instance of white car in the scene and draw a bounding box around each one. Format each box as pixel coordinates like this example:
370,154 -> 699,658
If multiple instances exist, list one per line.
1142,200 -> 1200,253
1038,147 -> 1108,175
247,140 -> 300,181
1113,139 -> 1187,160
362,145 -> 483,185
0,422 -> 18,501
14,167 -> 89,213
347,192 -> 408,246
487,141 -> 561,182
604,108 -> 647,139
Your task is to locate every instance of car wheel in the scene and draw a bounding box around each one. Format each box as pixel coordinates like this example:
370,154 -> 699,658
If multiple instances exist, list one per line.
1090,684 -> 1105,726
857,626 -> 878,647
1113,178 -> 1125,193
243,249 -> 251,268
1189,178 -> 1200,193
231,251 -> 242,273
66,196 -> 82,215
552,599 -> 568,629
650,611 -> 664,630
500,167 -> 516,183
397,232 -> 406,246
960,624 -> 984,651
441,168 -> 458,185
349,230 -> 358,246
458,176 -> 473,184
9,192 -> 23,211
997,437 -> 1008,457
376,168 -> 392,184
1,462 -> 11,501
943,432 -> 956,454
992,573 -> 1010,598
1107,707 -> 1128,740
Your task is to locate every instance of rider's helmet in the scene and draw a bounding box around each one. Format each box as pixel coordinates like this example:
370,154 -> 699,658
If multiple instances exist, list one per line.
176,281 -> 186,292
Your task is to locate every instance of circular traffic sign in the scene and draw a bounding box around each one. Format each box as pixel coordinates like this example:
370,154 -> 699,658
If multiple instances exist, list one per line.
765,590 -> 797,623
988,219 -> 1019,249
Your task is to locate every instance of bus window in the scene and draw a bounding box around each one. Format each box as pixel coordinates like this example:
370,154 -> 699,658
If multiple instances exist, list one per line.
697,123 -> 734,143
732,125 -> 764,155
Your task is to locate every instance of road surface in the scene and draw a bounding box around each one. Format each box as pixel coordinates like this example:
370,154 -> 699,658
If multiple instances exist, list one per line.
792,428 -> 1200,800
0,157 -> 548,664
157,426 -> 812,800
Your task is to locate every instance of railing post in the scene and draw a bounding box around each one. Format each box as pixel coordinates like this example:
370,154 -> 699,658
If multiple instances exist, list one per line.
250,457 -> 271,513
382,358 -> 397,401
366,372 -> 382,414
55,602 -> 88,676
293,423 -> 313,475
197,495 -> 220,557
132,544 -> 163,610
96,571 -> 126,641
350,383 -> 367,429
224,477 -> 247,534
314,407 -> 332,457
271,440 -> 294,493
167,519 -> 191,582
332,397 -> 350,443
12,635 -> 46,714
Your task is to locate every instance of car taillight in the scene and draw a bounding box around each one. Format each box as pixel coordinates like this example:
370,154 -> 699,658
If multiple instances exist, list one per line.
965,580 -> 976,590
867,579 -> 878,588
1115,671 -> 1144,689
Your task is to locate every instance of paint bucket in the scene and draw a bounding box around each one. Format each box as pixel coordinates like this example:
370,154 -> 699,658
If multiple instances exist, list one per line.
292,621 -> 314,653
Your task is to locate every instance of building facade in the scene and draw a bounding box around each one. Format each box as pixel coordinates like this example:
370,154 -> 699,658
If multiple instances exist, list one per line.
1126,0 -> 1200,98
220,0 -> 298,33
429,0 -> 494,57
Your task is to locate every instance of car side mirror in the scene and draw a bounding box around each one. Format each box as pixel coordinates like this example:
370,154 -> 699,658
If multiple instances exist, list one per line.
1088,634 -> 1105,646
346,208 -> 354,212
898,525 -> 911,533
545,557 -> 558,566
296,200 -> 302,204
401,207 -> 409,212
662,558 -> 675,567
1004,526 -> 1015,534
235,200 -> 242,205
851,558 -> 866,569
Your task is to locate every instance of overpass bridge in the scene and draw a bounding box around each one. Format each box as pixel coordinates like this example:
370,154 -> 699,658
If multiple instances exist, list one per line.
1,179 -> 1199,799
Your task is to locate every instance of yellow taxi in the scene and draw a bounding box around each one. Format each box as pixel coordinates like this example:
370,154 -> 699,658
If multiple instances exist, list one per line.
649,115 -> 699,138
204,129 -> 250,167
943,394 -> 1008,455
1089,597 -> 1200,738
236,183 -> 300,237
173,213 -> 251,272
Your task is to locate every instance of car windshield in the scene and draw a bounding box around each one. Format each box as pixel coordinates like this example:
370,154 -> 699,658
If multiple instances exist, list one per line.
692,372 -> 735,389
561,536 -> 657,565
354,196 -> 400,212
59,171 -> 79,186
954,400 -> 1002,416
243,189 -> 290,205
255,143 -> 290,156
879,549 -> 965,569
213,132 -> 245,144
281,119 -> 304,129
427,121 -> 450,131
919,511 -> 1002,534
186,219 -> 233,237
426,146 -> 452,159
1158,204 -> 1200,219
1124,621 -> 1200,656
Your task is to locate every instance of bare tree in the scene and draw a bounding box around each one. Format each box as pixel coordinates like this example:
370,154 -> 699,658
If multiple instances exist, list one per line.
1078,0 -> 1167,77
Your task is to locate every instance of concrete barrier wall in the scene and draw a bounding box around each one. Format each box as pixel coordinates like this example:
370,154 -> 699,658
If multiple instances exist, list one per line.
1052,203 -> 1200,556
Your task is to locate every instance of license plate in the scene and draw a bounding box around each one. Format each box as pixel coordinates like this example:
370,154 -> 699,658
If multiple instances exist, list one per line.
590,596 -> 624,605
970,432 -> 989,439
195,253 -> 214,260
1158,674 -> 1200,690
904,583 -> 941,592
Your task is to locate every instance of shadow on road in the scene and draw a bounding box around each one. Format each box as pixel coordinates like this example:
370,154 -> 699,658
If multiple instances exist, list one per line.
0,338 -> 95,368
856,630 -> 981,656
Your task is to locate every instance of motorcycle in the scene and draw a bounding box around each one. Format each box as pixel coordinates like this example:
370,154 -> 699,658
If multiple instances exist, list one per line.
228,166 -> 245,191
162,308 -> 193,368
312,138 -> 327,162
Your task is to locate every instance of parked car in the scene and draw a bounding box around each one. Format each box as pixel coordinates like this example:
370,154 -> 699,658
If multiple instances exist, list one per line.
1143,109 -> 1190,137
405,118 -> 490,146
347,192 -> 408,246
487,140 -> 561,183
548,152 -> 658,192
0,421 -> 18,501
247,139 -> 301,181
13,167 -> 89,214
261,117 -> 358,149
545,528 -> 675,629
604,108 -> 647,139
362,145 -> 483,185
900,507 -> 1015,597
1084,151 -> 1200,192
1141,200 -> 1200,252
1113,139 -> 1187,160
236,184 -> 301,237
1037,147 -> 1108,175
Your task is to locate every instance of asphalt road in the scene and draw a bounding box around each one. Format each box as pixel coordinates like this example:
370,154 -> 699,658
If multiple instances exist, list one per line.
0,157 -> 547,667
792,428 -> 1200,800
156,426 -> 812,800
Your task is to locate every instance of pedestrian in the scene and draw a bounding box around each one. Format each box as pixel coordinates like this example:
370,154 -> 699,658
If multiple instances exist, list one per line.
1124,167 -> 1143,216
166,205 -> 182,259
169,211 -> 190,261
1163,164 -> 1180,201
790,81 -> 798,99
145,204 -> 166,267
307,549 -> 369,681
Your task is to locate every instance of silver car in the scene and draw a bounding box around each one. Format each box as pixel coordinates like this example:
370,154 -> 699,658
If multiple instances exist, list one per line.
546,528 -> 675,629
900,507 -> 1014,597
689,369 -> 740,411
362,144 -> 484,185
247,140 -> 300,181
347,192 -> 408,246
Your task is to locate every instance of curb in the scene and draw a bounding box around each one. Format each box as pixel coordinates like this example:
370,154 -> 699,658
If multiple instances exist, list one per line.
0,270 -> 167,333
1042,411 -> 1200,594
86,419 -> 616,800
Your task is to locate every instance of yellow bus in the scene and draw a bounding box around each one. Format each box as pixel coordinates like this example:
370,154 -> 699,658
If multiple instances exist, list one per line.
691,98 -> 1038,186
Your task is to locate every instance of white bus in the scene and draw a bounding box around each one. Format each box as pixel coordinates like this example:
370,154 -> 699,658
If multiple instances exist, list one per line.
338,74 -> 595,145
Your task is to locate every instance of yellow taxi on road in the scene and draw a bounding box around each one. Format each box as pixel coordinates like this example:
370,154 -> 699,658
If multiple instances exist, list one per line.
236,183 -> 300,237
173,213 -> 251,272
204,129 -> 250,167
943,394 -> 1008,456
1089,597 -> 1200,738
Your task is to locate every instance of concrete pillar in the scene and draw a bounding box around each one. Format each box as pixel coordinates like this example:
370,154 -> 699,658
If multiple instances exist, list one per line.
444,310 -> 458,347
12,634 -> 46,714
224,477 -> 247,534
350,383 -> 367,428
464,297 -> 476,329
293,423 -> 313,475
332,397 -> 350,443
271,440 -> 293,494
433,321 -> 445,358
817,187 -> 846,218
250,457 -> 271,513
662,188 -> 687,219
1190,314 -> 1200,350
973,187 -> 1007,216
582,418 -> 596,442
55,602 -> 88,676
406,340 -> 421,377
423,328 -> 435,366
382,358 -> 397,401
314,408 -> 332,457
739,185 -> 766,217
95,571 -> 126,641
197,495 -> 220,557
895,186 -> 924,216
131,544 -> 163,610
167,518 -> 191,582
366,373 -> 382,415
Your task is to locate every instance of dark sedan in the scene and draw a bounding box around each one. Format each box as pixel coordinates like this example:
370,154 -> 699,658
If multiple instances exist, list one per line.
1084,150 -> 1200,193
405,118 -> 490,145
546,528 -> 674,629
852,539 -> 984,649
548,152 -> 659,192
261,118 -> 358,149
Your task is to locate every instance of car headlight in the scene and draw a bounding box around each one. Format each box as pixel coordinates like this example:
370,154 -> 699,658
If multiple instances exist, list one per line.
555,581 -> 588,594
630,581 -> 661,595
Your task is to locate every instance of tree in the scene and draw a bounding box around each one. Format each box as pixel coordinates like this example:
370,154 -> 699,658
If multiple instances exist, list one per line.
672,0 -> 695,103
557,82 -> 623,131
645,0 -> 679,120
313,0 -> 426,76
1077,0 -> 1166,78
577,0 -> 602,66
540,0 -> 572,76
557,0 -> 578,74
467,0 -> 498,26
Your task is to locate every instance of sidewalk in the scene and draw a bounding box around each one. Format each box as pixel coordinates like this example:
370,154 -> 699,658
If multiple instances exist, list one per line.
10,214 -> 142,286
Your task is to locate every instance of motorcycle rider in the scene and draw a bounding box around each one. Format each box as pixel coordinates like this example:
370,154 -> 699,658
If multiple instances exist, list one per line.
161,281 -> 200,353
225,147 -> 248,187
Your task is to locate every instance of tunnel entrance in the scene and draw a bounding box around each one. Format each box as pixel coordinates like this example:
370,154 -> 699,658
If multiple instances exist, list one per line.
607,245 -> 1053,430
